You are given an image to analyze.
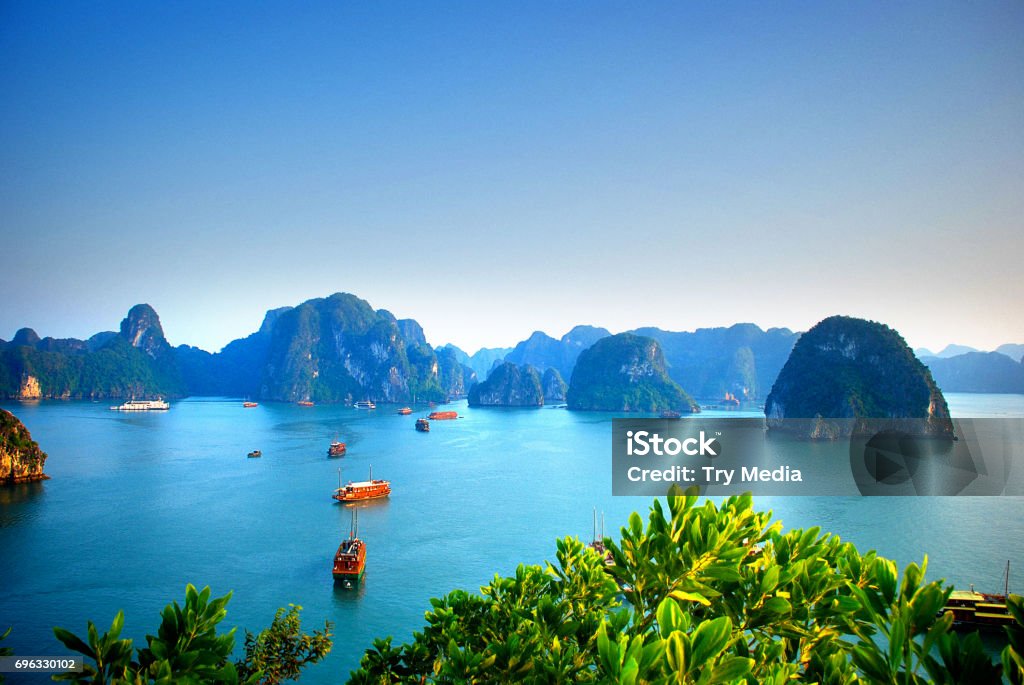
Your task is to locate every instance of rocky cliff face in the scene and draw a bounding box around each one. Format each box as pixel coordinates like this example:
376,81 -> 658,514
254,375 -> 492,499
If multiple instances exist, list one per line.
259,293 -> 444,403
436,347 -> 477,399
542,367 -> 567,401
468,362 -> 543,407
765,316 -> 951,437
567,333 -> 699,413
0,305 -> 186,400
120,304 -> 171,358
0,409 -> 48,484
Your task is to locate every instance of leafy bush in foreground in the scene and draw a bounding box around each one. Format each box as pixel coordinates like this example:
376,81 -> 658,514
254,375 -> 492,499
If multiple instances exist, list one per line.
53,585 -> 331,684
349,488 -> 1023,684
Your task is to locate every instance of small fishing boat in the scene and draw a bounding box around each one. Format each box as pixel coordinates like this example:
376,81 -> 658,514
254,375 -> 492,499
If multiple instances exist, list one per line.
428,411 -> 458,420
333,509 -> 366,587
247,450 -> 262,458
354,400 -> 376,409
415,418 -> 430,432
943,561 -> 1014,629
333,465 -> 391,503
297,400 -> 314,407
660,410 -> 681,419
397,407 -> 413,415
243,401 -> 258,408
328,440 -> 347,457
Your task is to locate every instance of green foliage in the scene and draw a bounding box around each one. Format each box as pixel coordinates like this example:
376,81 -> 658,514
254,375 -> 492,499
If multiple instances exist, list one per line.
235,605 -> 333,684
53,584 -> 330,684
766,315 -> 948,424
567,333 -> 698,413
467,362 -> 544,407
349,488 -> 1018,683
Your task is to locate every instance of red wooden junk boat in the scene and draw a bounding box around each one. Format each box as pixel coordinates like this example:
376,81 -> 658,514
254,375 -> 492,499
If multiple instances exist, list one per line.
333,465 -> 391,503
333,509 -> 366,587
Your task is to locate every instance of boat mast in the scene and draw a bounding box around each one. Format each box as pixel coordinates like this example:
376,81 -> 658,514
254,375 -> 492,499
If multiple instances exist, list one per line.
601,511 -> 605,542
592,508 -> 597,544
1007,560 -> 1011,597
369,464 -> 372,481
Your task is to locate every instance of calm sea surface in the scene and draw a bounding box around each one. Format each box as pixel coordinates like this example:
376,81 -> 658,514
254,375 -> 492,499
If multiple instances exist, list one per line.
1,393 -> 1023,682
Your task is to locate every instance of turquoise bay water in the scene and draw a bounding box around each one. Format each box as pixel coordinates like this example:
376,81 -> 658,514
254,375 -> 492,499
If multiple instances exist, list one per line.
1,393 -> 1023,682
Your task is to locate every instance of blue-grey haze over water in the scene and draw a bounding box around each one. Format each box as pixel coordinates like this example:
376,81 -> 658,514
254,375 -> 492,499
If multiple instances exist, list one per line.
1,394 -> 1023,682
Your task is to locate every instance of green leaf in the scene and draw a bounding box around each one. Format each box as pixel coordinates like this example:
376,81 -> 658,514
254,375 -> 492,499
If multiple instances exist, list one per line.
709,656 -> 754,683
669,591 -> 711,607
691,617 -> 732,667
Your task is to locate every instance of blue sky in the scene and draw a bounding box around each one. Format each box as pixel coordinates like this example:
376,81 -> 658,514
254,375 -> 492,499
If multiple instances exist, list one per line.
2,1 -> 1022,353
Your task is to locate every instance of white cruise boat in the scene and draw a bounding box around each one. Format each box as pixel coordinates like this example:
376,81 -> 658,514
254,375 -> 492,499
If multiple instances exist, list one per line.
110,399 -> 170,411
353,400 -> 376,409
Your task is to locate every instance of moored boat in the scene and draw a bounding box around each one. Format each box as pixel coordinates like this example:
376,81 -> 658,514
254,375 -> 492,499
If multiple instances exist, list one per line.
333,465 -> 391,503
428,410 -> 458,420
328,441 -> 347,457
943,561 -> 1014,630
415,418 -> 430,432
247,450 -> 262,458
243,401 -> 258,408
354,400 -> 376,409
297,400 -> 314,407
333,510 -> 366,587
110,399 -> 169,411
397,407 -> 413,415
660,410 -> 681,419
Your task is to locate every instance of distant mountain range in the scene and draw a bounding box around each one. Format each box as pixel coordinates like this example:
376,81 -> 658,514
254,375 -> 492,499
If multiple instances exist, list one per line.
2,293 -> 1022,402
914,343 -> 1024,362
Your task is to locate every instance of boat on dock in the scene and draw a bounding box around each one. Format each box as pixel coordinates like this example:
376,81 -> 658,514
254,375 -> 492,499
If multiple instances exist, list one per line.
247,450 -> 262,458
397,407 -> 413,415
333,509 -> 366,587
110,399 -> 169,411
428,410 -> 458,420
415,418 -> 430,432
943,561 -> 1014,630
333,465 -> 391,503
354,400 -> 376,409
328,440 -> 347,457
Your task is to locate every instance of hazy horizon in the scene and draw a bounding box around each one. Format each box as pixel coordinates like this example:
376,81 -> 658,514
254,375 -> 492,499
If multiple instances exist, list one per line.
3,3 -> 1022,355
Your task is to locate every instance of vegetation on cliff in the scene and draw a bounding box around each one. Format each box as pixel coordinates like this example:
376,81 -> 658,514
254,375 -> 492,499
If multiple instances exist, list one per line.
542,366 -> 567,401
567,333 -> 698,413
765,316 -> 949,435
467,362 -> 543,407
0,409 -> 47,484
258,294 -> 445,404
0,306 -> 185,400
